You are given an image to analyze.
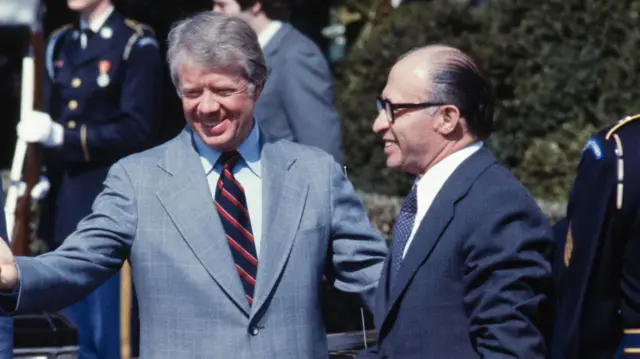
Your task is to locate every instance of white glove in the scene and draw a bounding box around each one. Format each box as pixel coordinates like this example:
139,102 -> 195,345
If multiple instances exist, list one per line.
31,176 -> 51,201
16,111 -> 64,147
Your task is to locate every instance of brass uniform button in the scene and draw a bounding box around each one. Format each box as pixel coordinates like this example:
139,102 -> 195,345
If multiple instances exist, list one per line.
71,78 -> 82,88
68,100 -> 78,110
67,120 -> 76,129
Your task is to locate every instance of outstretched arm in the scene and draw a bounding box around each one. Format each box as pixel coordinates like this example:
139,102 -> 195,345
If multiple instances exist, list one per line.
0,161 -> 137,314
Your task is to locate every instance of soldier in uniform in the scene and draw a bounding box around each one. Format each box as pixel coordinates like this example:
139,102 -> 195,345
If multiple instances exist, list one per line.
551,115 -> 640,359
15,0 -> 163,358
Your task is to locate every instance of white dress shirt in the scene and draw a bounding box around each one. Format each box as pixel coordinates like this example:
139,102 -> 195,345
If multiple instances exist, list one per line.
79,5 -> 114,49
192,122 -> 264,255
403,141 -> 484,258
258,20 -> 282,49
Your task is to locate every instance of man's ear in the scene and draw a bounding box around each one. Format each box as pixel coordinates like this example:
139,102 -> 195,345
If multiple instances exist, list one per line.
436,105 -> 461,135
249,1 -> 262,15
252,84 -> 263,100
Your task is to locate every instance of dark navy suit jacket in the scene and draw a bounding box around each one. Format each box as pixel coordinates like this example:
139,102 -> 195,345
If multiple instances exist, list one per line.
0,181 -> 14,358
358,148 -> 555,359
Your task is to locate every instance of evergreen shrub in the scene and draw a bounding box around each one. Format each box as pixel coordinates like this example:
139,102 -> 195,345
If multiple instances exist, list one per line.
335,0 -> 640,200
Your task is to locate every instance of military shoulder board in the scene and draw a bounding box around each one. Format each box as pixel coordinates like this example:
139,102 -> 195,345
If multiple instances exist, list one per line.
605,114 -> 640,209
605,114 -> 640,140
123,19 -> 158,61
124,18 -> 155,36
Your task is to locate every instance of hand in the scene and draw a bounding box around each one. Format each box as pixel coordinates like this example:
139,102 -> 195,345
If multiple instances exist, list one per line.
0,238 -> 17,291
16,110 -> 64,147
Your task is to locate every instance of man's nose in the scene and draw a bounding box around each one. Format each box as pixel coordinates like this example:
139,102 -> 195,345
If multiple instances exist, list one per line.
372,110 -> 389,134
197,91 -> 221,115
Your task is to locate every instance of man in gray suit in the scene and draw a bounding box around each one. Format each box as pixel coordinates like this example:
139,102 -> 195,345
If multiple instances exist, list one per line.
358,45 -> 554,358
0,12 -> 387,358
212,0 -> 343,164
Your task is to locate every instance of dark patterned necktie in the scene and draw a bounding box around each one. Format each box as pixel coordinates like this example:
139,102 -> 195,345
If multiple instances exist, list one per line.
214,151 -> 258,305
389,186 -> 418,287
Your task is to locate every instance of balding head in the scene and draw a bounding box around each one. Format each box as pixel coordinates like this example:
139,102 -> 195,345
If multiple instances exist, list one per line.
393,45 -> 493,140
373,45 -> 493,176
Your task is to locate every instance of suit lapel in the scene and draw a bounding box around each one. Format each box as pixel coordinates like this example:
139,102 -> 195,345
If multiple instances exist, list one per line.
156,129 -> 251,316
379,147 -> 498,333
250,138 -> 308,317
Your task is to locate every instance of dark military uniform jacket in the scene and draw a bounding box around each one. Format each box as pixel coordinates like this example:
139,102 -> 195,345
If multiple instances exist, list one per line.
38,9 -> 163,248
552,116 -> 640,359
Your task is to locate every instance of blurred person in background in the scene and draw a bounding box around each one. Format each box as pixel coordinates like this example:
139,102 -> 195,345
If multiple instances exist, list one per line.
212,0 -> 344,164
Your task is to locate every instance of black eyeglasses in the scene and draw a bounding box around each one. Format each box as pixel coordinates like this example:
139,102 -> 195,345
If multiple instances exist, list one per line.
376,96 -> 445,124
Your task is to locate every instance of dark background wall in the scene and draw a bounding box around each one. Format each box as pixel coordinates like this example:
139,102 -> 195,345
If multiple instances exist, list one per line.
0,0 -> 331,169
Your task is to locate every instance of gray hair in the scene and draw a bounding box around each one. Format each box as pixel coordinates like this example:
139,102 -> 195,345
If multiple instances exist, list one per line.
167,12 -> 267,95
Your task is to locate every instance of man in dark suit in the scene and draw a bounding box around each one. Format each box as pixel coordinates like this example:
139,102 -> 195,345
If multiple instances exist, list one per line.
0,181 -> 13,358
212,0 -> 343,163
357,45 -> 554,359
15,0 -> 163,357
551,115 -> 640,359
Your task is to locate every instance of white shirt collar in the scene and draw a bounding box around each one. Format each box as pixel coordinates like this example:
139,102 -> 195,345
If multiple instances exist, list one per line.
192,120 -> 262,177
415,141 -> 484,211
401,141 -> 483,258
258,20 -> 282,49
80,5 -> 115,33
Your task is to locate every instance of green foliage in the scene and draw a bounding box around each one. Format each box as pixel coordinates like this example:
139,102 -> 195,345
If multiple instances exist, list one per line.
335,0 -> 640,199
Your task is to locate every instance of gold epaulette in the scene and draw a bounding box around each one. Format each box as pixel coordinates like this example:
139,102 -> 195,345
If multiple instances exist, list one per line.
606,114 -> 640,140
124,18 -> 155,36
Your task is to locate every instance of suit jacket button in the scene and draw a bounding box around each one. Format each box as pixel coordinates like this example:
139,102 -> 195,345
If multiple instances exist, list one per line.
249,326 -> 259,336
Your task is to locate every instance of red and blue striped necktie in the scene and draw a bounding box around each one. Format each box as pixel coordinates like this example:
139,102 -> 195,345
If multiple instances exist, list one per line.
214,151 -> 258,306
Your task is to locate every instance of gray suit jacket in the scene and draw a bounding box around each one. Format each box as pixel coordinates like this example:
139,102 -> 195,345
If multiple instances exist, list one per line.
256,23 -> 343,164
11,128 -> 387,358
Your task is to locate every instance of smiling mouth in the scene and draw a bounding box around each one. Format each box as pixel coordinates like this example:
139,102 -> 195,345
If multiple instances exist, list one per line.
203,120 -> 222,128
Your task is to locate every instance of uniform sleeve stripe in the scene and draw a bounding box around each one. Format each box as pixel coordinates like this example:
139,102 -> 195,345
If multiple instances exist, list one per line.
81,125 -> 90,162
